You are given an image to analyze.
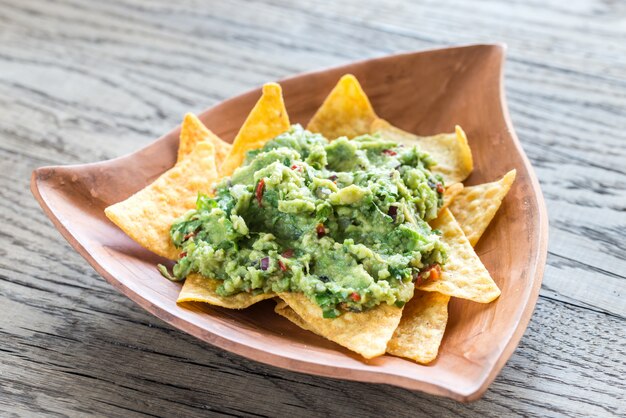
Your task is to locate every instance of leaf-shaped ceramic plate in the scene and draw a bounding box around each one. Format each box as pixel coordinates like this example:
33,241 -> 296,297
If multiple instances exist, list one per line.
31,44 -> 548,402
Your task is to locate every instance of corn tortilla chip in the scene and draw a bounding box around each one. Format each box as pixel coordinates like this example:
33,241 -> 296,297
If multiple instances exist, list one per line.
178,113 -> 231,166
219,83 -> 290,177
278,292 -> 403,359
274,300 -> 317,333
450,169 -> 517,247
386,291 -> 450,364
177,273 -> 274,308
417,208 -> 500,303
105,142 -> 217,260
370,119 -> 473,184
441,182 -> 464,213
307,74 -> 378,139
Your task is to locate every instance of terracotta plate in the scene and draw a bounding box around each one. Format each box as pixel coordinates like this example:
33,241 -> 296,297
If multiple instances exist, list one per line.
31,44 -> 548,402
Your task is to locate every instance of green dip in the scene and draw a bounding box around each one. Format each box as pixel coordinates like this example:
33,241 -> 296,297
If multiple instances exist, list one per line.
168,125 -> 447,317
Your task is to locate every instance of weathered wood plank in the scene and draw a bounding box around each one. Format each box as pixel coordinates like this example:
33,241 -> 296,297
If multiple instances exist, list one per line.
1,0 -> 625,415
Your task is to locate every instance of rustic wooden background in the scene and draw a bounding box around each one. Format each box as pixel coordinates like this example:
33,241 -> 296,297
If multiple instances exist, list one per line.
1,0 -> 625,416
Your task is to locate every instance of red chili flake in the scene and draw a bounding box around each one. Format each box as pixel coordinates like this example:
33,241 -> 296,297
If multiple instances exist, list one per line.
412,274 -> 422,287
430,264 -> 442,281
414,264 -> 442,286
436,183 -> 445,194
382,149 -> 397,156
179,251 -> 187,258
349,292 -> 361,302
316,223 -> 326,238
183,232 -> 195,241
281,248 -> 294,258
278,260 -> 288,271
328,174 -> 338,181
290,164 -> 302,172
256,178 -> 265,207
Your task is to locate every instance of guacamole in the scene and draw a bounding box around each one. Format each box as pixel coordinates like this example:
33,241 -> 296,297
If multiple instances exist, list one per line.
168,125 -> 447,317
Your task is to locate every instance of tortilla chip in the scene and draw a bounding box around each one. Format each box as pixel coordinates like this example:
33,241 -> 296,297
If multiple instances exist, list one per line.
441,182 -> 464,213
277,295 -> 448,364
307,74 -> 378,139
450,169 -> 517,247
105,142 -> 217,260
274,300 -> 318,333
219,83 -> 290,177
178,113 -> 231,166
177,273 -> 274,309
417,208 -> 500,303
386,291 -> 450,364
212,141 -> 233,167
278,292 -> 403,359
370,119 -> 473,184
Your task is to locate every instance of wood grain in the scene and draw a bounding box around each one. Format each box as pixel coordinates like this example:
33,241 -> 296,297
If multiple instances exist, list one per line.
1,0 -> 625,416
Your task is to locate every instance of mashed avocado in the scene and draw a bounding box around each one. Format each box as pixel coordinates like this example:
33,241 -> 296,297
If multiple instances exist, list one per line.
169,125 -> 447,317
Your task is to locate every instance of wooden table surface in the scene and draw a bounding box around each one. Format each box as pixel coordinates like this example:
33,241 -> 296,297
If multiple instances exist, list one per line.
2,0 -> 625,416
